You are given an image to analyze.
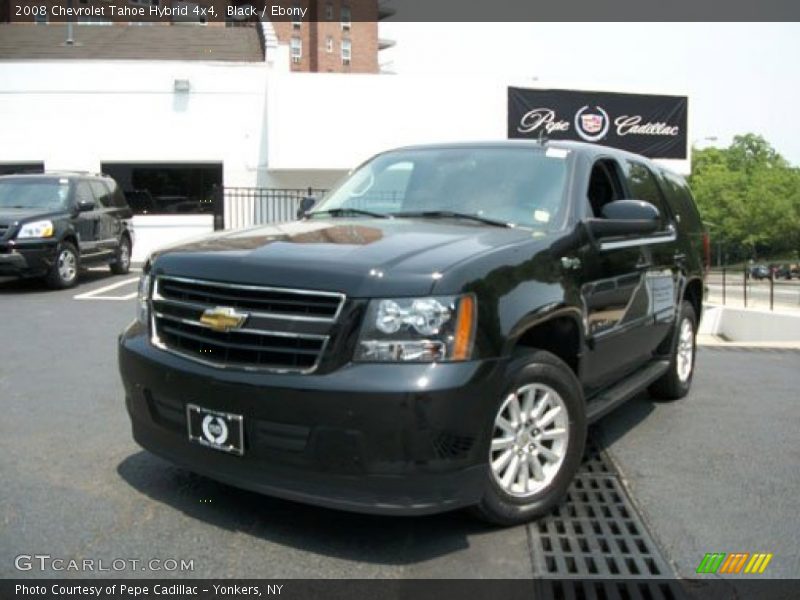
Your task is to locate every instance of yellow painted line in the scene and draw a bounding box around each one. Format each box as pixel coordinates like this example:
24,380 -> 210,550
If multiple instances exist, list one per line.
744,555 -> 758,574
750,554 -> 766,574
758,554 -> 773,573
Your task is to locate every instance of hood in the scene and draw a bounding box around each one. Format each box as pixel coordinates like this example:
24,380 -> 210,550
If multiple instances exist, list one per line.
151,218 -> 538,297
0,208 -> 69,228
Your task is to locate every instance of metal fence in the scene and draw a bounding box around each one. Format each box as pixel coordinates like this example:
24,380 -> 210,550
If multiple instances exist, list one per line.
706,266 -> 800,312
220,186 -> 328,230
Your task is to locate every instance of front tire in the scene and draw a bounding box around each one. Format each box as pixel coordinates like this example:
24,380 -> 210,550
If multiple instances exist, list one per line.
473,350 -> 586,526
45,242 -> 80,289
648,300 -> 697,400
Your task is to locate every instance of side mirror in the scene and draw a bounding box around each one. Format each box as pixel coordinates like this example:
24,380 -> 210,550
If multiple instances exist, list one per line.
587,200 -> 661,239
77,200 -> 96,213
296,196 -> 316,219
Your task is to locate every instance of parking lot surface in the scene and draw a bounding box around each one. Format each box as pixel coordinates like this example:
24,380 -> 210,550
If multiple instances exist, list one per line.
1,271 -> 798,584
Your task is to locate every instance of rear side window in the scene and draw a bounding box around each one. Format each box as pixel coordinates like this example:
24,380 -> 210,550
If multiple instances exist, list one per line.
623,160 -> 670,227
659,170 -> 703,231
103,178 -> 129,208
89,181 -> 112,208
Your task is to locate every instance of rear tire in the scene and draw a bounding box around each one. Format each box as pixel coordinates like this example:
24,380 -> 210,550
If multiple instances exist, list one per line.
649,301 -> 697,400
110,235 -> 131,275
45,242 -> 80,289
472,350 -> 586,526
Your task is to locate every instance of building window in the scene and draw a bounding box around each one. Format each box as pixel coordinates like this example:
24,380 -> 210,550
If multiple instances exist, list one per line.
325,1 -> 333,20
325,36 -> 334,53
341,38 -> 351,66
290,36 -> 302,63
341,5 -> 351,30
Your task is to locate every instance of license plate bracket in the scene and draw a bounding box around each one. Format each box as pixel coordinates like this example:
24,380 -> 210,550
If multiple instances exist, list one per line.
186,404 -> 244,456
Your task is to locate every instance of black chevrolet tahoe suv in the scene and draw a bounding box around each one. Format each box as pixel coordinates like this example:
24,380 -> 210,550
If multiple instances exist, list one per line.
0,173 -> 134,288
119,141 -> 706,525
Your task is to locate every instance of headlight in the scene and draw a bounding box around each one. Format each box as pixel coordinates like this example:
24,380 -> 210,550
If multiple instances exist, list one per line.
355,294 -> 476,362
17,220 -> 54,239
136,270 -> 152,324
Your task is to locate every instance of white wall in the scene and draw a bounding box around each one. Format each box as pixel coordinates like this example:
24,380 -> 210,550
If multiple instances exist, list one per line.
0,60 -> 269,184
131,215 -> 213,262
700,305 -> 800,343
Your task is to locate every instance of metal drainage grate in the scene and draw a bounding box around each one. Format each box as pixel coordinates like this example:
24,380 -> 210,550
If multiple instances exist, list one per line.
529,436 -> 686,599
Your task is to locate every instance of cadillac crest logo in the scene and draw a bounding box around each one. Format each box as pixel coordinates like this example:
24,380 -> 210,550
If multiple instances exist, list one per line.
574,105 -> 610,142
201,414 -> 229,445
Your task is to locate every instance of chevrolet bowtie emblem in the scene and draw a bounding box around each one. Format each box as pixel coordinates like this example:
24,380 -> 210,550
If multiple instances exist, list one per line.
200,306 -> 249,332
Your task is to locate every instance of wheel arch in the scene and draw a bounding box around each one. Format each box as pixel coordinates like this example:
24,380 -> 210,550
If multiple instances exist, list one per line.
508,309 -> 584,378
683,277 -> 703,322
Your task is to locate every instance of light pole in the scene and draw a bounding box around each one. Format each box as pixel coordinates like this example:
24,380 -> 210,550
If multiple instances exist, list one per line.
692,136 -> 718,147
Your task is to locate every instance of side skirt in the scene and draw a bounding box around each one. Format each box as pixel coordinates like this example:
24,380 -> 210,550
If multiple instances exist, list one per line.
585,359 -> 670,423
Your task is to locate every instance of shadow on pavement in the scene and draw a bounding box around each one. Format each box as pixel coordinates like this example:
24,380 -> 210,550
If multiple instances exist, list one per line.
593,391 -> 657,448
0,268 -> 126,295
117,450 -> 494,566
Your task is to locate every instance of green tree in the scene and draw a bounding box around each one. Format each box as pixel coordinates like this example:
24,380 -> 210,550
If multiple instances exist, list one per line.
689,134 -> 800,261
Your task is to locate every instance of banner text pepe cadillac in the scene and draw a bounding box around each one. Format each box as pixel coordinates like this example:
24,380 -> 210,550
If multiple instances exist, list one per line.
508,87 -> 688,159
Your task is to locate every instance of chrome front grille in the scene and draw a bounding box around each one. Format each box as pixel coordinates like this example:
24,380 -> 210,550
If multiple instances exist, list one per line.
157,275 -> 344,321
151,276 -> 345,373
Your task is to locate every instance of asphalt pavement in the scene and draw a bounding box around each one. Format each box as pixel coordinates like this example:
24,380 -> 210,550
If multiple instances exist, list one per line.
1,270 -> 797,583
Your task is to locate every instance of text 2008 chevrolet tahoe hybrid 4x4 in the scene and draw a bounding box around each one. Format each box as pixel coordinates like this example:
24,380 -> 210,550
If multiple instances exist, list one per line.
119,141 -> 706,525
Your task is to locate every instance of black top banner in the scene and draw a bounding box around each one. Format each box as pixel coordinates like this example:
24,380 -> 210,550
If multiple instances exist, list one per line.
508,87 -> 688,159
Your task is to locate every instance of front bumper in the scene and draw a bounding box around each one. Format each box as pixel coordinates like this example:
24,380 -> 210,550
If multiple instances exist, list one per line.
118,321 -> 509,515
0,240 -> 58,278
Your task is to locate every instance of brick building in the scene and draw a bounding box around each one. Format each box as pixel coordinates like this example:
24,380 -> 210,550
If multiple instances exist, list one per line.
0,0 -> 394,73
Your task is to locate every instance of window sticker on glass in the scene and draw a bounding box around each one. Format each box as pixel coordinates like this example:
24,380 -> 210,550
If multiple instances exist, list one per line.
534,210 -> 550,223
545,148 -> 570,159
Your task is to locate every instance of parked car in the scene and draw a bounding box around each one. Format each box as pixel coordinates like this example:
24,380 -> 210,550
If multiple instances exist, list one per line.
749,264 -> 770,280
119,141 -> 706,525
775,264 -> 795,280
0,172 -> 134,288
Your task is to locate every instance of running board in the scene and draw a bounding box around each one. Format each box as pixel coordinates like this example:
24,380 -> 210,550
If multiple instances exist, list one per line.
586,359 -> 670,423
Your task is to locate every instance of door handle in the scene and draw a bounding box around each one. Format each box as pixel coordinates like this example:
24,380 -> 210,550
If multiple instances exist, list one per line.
635,260 -> 651,270
673,252 -> 687,263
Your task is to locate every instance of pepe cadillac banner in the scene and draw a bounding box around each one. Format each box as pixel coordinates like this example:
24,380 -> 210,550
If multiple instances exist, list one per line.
507,87 -> 688,159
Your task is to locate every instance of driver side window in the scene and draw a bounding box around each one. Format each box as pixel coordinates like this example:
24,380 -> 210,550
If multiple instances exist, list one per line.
586,159 -> 625,218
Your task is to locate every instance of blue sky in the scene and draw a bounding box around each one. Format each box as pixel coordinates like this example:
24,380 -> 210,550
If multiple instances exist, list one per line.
380,23 -> 800,165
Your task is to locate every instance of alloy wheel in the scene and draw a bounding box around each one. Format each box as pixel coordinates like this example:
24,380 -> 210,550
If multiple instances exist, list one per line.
57,249 -> 77,283
676,317 -> 694,383
490,383 -> 569,497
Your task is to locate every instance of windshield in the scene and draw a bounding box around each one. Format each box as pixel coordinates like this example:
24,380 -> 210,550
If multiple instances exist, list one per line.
312,147 -> 571,229
0,179 -> 71,211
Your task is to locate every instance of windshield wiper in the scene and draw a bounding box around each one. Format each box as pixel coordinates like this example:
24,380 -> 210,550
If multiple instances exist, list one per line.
309,208 -> 389,219
392,210 -> 513,228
